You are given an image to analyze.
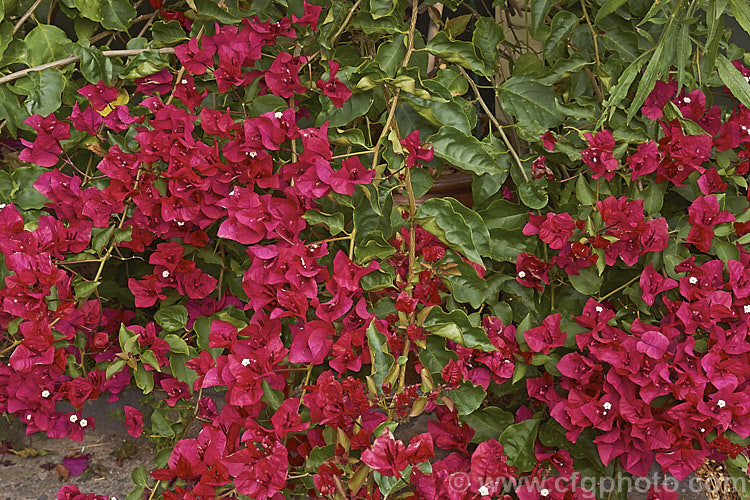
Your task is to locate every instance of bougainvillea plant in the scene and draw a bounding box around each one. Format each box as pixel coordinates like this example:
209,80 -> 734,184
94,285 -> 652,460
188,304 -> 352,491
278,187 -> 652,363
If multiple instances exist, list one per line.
4,0 -> 750,499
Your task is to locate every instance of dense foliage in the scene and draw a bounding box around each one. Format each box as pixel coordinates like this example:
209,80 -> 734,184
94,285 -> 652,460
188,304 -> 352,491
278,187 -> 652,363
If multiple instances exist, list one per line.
3,0 -> 750,499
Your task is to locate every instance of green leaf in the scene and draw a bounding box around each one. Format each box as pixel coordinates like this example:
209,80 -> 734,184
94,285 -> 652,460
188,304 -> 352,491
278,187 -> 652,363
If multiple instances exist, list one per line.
154,305 -> 188,332
163,333 -> 189,354
605,53 -> 646,110
315,91 -> 374,128
718,54 -> 750,110
16,68 -> 65,117
151,408 -> 174,436
530,0 -> 556,36
375,33 -> 406,77
518,178 -> 549,209
429,126 -> 509,176
169,352 -> 197,386
715,240 -> 740,263
72,42 -> 114,84
479,199 -> 529,230
543,11 -> 579,59
11,166 -> 49,210
729,0 -> 750,38
498,418 -> 540,472
487,229 -> 537,262
151,20 -> 188,45
140,350 -> 161,371
441,251 -> 488,308
448,381 -> 486,415
596,0 -> 628,23
24,24 -> 70,66
368,0 -> 396,19
423,307 -> 495,351
191,0 -> 242,23
74,280 -> 100,300
499,76 -> 565,130
419,335 -> 457,373
425,32 -> 488,75
120,50 -> 170,80
416,197 -> 490,264
366,321 -> 396,392
303,210 -> 345,235
568,265 -> 604,295
461,407 -> 514,442
261,379 -> 284,411
131,465 -> 149,486
576,175 -> 596,206
472,18 -> 504,70
74,0 -> 103,21
134,364 -> 154,394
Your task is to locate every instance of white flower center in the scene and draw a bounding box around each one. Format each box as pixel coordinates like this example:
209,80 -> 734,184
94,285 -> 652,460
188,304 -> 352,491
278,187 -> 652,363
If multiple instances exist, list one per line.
69,415 -> 78,423
478,485 -> 490,496
595,306 -> 603,313
717,399 -> 726,408
744,305 -> 750,314
700,427 -> 706,433
26,414 -> 32,420
79,419 -> 88,427
181,79 -> 187,84
517,271 -> 526,279
742,125 -> 748,131
0,204 -> 6,209
683,97 -> 691,104
689,276 -> 698,284
274,112 -> 283,119
603,402 -> 612,410
161,270 -> 170,278
41,390 -> 50,398
229,189 -> 236,196
248,151 -> 257,158
176,221 -> 185,226
541,489 -> 550,497
241,358 -> 251,367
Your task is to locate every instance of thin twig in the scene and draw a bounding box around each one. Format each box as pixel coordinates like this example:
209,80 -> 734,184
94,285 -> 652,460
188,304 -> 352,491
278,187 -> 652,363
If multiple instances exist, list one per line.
13,0 -> 44,35
137,11 -> 159,38
330,0 -> 363,44
0,47 -> 176,85
457,66 -> 528,182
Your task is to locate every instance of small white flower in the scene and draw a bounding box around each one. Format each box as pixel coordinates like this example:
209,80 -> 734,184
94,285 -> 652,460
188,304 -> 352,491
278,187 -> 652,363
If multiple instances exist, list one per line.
79,419 -> 88,428
229,189 -> 236,196
274,111 -> 284,119
241,358 -> 251,367
742,125 -> 748,131
478,485 -> 490,496
744,305 -> 750,314
717,399 -> 727,408
176,221 -> 185,227
0,204 -> 6,209
162,270 -> 170,279
540,489 -> 550,497
517,271 -> 527,279
181,79 -> 188,84
700,427 -> 706,433
41,390 -> 50,398
69,415 -> 78,423
689,276 -> 698,285
595,306 -> 603,313
683,97 -> 692,104
26,414 -> 32,420
603,402 -> 612,410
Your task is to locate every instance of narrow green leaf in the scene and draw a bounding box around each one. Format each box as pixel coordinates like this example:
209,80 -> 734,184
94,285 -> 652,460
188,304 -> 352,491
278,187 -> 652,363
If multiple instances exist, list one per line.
543,11 -> 579,59
729,0 -> 750,37
596,0 -> 628,23
366,322 -> 395,392
718,54 -> 750,110
530,0 -> 556,36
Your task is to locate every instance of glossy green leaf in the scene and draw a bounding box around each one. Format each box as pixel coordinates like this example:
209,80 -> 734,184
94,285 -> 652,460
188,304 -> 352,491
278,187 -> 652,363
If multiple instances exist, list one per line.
568,265 -> 604,295
163,333 -> 189,354
472,17 -> 504,69
448,381 -> 486,415
151,20 -> 188,45
576,175 -> 596,206
101,0 -> 137,30
499,76 -> 565,130
425,32 -> 488,75
74,0 -> 103,21
479,199 -> 529,230
429,126 -> 509,176
191,0 -> 242,23
462,407 -> 514,442
24,24 -> 70,66
375,34 -> 406,77
134,364 -> 154,394
518,178 -> 549,209
729,0 -> 750,37
154,305 -> 188,332
304,210 -> 345,235
261,379 -> 284,411
416,197 -> 490,264
596,0 -> 628,23
151,408 -> 174,436
423,307 -> 495,351
366,321 -> 396,392
530,0 -> 556,36
12,166 -> 49,210
718,54 -> 750,110
543,11 -> 579,58
72,42 -> 114,84
442,251 -> 488,308
419,335 -> 457,373
498,418 -> 540,472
